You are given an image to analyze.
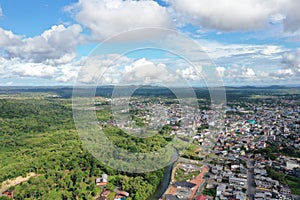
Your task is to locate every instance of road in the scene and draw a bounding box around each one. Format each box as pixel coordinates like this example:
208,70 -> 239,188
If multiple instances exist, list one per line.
247,159 -> 255,200
189,166 -> 209,200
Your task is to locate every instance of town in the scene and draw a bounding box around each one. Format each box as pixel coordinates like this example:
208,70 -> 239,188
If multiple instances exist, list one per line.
94,91 -> 300,200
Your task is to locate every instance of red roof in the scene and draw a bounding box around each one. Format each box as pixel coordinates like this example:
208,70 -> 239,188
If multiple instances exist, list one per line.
2,191 -> 13,198
196,195 -> 208,200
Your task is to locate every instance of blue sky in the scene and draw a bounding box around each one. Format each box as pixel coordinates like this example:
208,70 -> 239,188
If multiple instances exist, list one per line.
0,0 -> 299,86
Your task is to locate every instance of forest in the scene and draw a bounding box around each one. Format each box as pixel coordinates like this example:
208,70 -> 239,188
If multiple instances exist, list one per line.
0,94 -> 166,200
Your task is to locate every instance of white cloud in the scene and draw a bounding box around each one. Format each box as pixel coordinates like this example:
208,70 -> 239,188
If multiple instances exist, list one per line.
0,28 -> 23,46
268,69 -> 294,80
66,0 -> 173,40
0,57 -> 58,79
176,66 -> 202,81
215,66 -> 225,77
0,56 -> 81,82
0,81 -> 14,86
282,49 -> 300,74
269,13 -> 286,24
0,6 -> 2,17
0,0 -> 298,86
55,65 -> 79,82
217,64 -> 256,79
214,49 -> 300,84
260,45 -> 283,56
199,40 -> 285,59
0,24 -> 84,83
76,54 -> 130,84
168,0 -> 276,31
121,58 -> 178,84
5,81 -> 13,86
13,63 -> 57,78
281,1 -> 300,32
168,0 -> 300,32
0,24 -> 83,64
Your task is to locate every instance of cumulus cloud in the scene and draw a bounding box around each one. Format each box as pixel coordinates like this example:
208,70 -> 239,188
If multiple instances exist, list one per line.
168,0 -> 300,32
0,56 -> 80,82
76,54 -> 130,84
13,63 -> 57,78
66,0 -> 173,40
282,49 -> 300,74
267,69 -> 294,80
77,56 -> 181,85
0,25 -> 84,83
215,51 -> 300,84
235,49 -> 300,83
55,65 -> 79,82
121,58 -> 178,84
0,24 -> 82,65
215,66 -> 225,77
0,29 -> 23,46
176,66 -> 202,81
216,65 -> 256,80
168,0 -> 276,31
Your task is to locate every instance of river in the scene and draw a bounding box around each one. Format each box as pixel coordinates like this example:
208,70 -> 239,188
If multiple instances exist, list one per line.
148,162 -> 174,200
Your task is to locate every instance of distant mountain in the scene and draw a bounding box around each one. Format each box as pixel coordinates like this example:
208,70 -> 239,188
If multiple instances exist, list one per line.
0,85 -> 299,98
225,85 -> 291,90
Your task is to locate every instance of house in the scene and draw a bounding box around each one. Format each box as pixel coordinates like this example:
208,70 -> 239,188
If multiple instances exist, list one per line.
1,191 -> 13,199
114,189 -> 129,200
280,186 -> 291,194
228,177 -> 247,188
255,180 -> 274,190
216,184 -> 226,196
292,168 -> 300,177
116,191 -> 129,197
286,159 -> 300,170
235,191 -> 246,200
97,189 -> 110,200
255,192 -> 265,200
96,174 -> 108,186
165,194 -> 180,200
114,195 -> 127,200
174,187 -> 192,199
196,195 -> 212,200
174,181 -> 196,189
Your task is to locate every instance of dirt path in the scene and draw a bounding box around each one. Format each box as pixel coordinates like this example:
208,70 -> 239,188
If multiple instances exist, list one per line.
0,172 -> 37,194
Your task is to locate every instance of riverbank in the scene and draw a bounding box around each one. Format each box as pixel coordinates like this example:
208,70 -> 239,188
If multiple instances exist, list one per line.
148,163 -> 175,200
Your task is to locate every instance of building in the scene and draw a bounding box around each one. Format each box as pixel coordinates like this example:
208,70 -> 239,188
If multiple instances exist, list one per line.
96,174 -> 108,186
229,177 -> 247,188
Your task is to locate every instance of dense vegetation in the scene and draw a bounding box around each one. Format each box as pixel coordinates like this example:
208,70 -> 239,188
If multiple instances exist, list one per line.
202,187 -> 216,197
103,126 -> 170,153
266,167 -> 300,195
0,95 -> 165,200
254,142 -> 300,160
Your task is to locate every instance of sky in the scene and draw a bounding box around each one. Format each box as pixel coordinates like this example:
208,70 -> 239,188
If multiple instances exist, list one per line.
0,0 -> 300,86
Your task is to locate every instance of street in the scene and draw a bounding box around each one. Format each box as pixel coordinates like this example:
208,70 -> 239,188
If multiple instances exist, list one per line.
247,159 -> 255,200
